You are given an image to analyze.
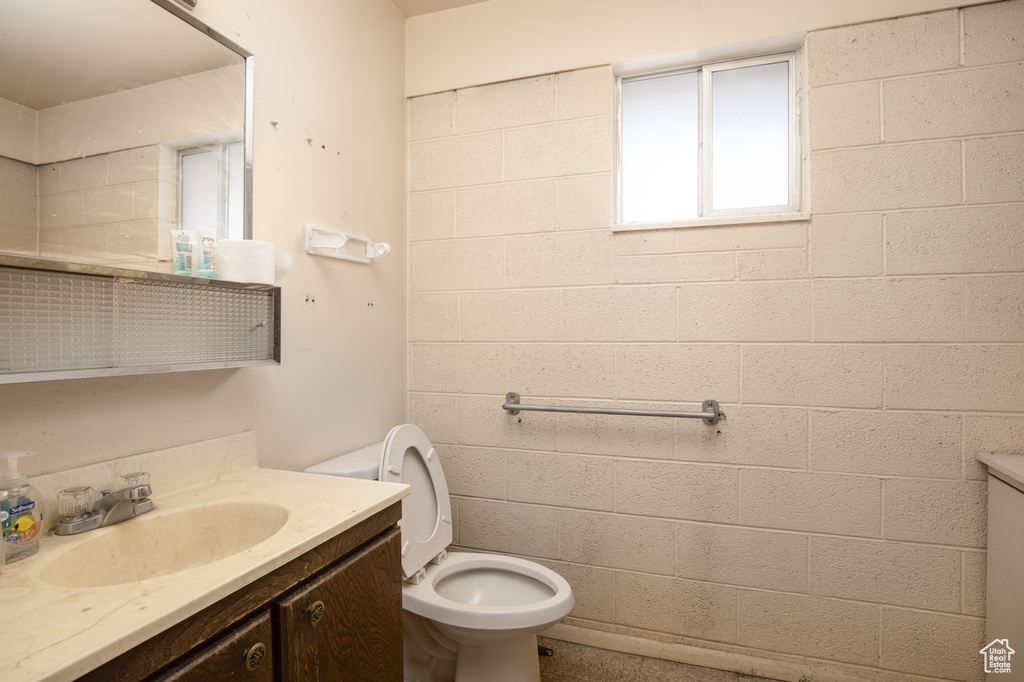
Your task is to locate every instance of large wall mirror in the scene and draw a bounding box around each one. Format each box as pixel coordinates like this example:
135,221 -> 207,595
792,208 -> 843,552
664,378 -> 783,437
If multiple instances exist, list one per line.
0,0 -> 253,274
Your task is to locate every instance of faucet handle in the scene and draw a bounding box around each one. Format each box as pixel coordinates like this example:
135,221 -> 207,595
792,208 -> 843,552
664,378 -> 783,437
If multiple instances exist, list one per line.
58,486 -> 94,519
121,472 -> 152,499
121,472 -> 149,487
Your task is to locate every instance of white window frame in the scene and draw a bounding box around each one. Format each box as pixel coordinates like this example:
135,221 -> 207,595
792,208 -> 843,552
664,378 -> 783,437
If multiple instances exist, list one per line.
178,140 -> 245,242
614,48 -> 808,232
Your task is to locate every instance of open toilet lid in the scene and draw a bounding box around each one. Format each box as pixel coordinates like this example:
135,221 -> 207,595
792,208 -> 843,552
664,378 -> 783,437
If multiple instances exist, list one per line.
381,424 -> 453,580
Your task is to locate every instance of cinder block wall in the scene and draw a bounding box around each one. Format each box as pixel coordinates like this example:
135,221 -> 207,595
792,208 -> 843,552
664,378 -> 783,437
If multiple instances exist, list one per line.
406,2 -> 1024,679
35,145 -> 173,270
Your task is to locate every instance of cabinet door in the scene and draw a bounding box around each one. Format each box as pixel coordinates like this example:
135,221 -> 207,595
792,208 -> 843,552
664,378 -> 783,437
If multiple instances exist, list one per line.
277,529 -> 402,681
148,610 -> 273,682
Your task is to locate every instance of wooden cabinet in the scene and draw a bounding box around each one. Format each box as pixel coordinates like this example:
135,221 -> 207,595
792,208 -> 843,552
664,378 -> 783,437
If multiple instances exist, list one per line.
277,531 -> 402,681
79,504 -> 402,682
149,612 -> 274,682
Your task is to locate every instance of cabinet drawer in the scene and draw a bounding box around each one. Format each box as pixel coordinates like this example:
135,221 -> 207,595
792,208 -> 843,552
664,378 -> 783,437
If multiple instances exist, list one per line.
149,610 -> 273,682
277,528 -> 402,681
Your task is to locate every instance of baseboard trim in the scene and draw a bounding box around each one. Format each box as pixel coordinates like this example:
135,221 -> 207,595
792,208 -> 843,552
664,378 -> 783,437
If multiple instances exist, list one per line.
540,622 -> 943,682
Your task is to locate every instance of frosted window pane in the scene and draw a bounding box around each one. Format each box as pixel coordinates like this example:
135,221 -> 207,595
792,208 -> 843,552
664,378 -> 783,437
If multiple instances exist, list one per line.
711,61 -> 789,211
621,72 -> 698,223
181,150 -> 220,235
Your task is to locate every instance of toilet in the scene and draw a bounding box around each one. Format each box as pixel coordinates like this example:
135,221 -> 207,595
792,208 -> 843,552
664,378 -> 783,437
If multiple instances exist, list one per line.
306,424 -> 574,682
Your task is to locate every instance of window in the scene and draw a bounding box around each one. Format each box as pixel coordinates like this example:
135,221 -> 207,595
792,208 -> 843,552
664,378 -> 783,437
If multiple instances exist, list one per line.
617,52 -> 801,226
179,142 -> 245,241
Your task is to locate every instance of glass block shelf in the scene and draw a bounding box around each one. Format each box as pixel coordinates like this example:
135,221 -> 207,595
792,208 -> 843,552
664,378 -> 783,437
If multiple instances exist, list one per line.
0,255 -> 280,384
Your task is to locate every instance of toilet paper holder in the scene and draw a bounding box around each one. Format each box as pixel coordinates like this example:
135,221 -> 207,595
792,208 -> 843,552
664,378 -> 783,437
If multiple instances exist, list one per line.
304,224 -> 391,264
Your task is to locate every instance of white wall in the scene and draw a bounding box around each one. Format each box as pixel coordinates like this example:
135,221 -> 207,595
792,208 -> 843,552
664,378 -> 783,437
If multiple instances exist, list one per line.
35,66 -> 243,165
0,99 -> 37,162
1,67 -> 242,166
0,0 -> 408,477
405,0 -> 997,95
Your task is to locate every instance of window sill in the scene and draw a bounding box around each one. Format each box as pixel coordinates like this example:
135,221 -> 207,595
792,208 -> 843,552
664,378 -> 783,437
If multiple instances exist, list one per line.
611,211 -> 810,233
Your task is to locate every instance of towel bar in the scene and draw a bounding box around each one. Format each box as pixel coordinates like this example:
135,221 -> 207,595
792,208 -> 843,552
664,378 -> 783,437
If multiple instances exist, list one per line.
502,393 -> 724,425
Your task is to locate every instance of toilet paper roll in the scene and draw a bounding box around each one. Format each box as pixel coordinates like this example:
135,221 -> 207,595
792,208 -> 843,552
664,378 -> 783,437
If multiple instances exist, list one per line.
218,239 -> 276,285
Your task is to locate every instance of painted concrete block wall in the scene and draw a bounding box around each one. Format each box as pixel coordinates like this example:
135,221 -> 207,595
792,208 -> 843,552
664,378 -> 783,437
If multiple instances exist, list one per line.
0,156 -> 38,257
404,0 -> 998,97
0,145 -> 176,272
35,145 -> 174,270
406,2 -> 1024,679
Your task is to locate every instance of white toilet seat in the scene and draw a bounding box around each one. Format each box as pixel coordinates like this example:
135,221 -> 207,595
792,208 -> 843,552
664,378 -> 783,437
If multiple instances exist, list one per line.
380,424 -> 453,581
402,551 -> 573,632
305,424 -> 574,682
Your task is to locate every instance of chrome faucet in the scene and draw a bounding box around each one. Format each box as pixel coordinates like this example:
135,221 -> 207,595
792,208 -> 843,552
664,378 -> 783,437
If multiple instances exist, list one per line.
55,472 -> 155,536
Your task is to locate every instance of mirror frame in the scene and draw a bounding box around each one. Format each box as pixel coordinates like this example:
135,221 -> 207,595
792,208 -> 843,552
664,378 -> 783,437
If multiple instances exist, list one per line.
0,1 -> 272,385
152,0 -> 254,242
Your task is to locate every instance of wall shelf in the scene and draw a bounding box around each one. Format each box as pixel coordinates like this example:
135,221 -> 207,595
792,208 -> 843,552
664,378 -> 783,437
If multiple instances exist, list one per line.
0,255 -> 280,384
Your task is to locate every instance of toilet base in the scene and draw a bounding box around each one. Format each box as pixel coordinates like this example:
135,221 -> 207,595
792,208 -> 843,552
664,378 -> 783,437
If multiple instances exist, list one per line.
453,633 -> 540,682
403,612 -> 457,682
403,611 -> 542,682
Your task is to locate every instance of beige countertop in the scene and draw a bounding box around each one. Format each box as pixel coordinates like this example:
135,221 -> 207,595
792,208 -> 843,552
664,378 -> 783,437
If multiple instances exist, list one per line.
977,452 -> 1024,494
0,433 -> 407,682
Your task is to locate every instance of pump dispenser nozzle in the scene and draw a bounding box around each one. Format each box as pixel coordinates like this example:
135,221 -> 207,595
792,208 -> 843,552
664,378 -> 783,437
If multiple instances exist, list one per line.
0,451 -> 34,490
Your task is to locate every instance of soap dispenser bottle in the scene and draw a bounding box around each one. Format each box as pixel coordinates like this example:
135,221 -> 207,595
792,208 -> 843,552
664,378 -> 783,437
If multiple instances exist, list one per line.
0,489 -> 5,573
0,451 -> 43,563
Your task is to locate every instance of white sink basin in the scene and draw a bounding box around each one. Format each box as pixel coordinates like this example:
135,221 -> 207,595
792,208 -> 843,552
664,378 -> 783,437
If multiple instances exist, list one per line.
40,502 -> 289,588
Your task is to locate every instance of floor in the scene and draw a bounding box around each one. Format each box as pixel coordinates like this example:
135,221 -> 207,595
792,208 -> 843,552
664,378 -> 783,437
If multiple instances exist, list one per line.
538,638 -> 778,682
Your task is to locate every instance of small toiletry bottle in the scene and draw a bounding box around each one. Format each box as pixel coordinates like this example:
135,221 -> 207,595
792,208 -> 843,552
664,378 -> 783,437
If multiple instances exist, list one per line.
170,230 -> 197,276
196,227 -> 218,279
0,452 -> 43,563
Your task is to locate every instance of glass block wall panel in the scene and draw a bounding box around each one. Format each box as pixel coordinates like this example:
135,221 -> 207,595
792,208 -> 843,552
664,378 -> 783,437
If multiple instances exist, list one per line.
0,269 -> 116,374
0,262 -> 278,381
113,280 -> 275,367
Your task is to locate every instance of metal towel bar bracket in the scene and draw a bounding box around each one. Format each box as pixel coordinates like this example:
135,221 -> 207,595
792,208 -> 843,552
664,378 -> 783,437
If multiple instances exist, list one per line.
502,393 -> 725,425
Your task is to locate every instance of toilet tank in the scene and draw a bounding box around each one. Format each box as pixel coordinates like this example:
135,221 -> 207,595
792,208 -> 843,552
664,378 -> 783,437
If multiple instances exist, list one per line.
305,441 -> 384,480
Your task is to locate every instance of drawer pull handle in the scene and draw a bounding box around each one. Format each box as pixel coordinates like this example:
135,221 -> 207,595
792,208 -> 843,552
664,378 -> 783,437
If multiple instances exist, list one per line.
245,642 -> 267,671
308,600 -> 325,626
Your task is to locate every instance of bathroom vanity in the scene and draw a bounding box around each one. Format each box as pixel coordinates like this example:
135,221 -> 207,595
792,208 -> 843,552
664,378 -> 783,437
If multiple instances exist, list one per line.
85,505 -> 401,681
0,433 -> 408,682
977,452 -> 1024,676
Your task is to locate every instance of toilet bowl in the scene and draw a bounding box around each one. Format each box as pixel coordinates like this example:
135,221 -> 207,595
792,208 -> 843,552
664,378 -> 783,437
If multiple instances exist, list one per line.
306,424 -> 574,682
